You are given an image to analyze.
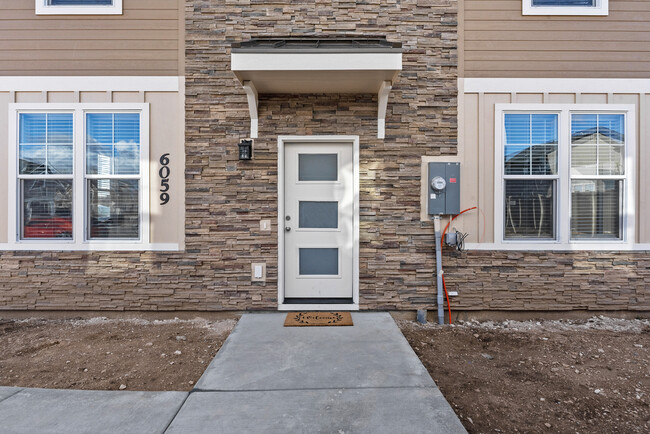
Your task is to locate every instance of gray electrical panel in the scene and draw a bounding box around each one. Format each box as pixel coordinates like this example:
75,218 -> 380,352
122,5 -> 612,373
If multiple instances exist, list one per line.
427,162 -> 460,215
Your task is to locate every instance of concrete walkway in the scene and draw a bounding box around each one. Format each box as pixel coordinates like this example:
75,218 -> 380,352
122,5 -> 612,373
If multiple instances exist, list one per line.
0,313 -> 465,433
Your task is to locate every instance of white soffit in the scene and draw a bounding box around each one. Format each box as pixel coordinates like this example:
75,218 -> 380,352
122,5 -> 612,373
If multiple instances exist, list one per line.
231,39 -> 402,139
232,53 -> 401,93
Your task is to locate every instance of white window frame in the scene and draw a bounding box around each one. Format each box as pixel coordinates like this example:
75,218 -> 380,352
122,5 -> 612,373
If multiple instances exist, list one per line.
494,104 -> 635,250
7,103 -> 150,250
522,0 -> 608,16
35,0 -> 122,15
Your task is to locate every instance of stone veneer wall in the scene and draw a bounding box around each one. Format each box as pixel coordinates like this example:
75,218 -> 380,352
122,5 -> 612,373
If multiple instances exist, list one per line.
0,1 -> 647,313
444,251 -> 649,312
183,0 -> 458,310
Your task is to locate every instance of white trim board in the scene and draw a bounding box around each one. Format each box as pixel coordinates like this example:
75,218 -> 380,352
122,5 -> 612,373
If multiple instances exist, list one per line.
35,0 -> 122,15
522,0 -> 608,16
278,304 -> 359,312
462,78 -> 650,94
0,77 -> 180,93
277,135 -> 360,312
466,243 -> 650,252
232,52 -> 402,72
0,243 -> 181,252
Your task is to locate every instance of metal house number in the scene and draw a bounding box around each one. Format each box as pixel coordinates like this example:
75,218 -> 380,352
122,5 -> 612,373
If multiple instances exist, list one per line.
159,153 -> 170,205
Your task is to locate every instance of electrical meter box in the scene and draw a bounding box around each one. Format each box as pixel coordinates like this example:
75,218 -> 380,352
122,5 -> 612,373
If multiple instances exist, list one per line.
427,162 -> 460,215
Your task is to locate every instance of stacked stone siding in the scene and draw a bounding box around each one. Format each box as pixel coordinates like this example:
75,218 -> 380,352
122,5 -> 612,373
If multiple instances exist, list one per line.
444,251 -> 649,312
0,0 -> 647,314
184,0 -> 458,310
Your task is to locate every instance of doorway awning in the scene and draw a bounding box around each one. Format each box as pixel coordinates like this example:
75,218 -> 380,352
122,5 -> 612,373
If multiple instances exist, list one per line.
231,38 -> 402,139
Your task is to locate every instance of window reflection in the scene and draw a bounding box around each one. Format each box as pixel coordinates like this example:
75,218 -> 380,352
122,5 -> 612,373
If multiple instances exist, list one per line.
22,179 -> 73,239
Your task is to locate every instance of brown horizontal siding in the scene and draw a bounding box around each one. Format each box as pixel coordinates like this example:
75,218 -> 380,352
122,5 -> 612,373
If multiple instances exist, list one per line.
464,0 -> 650,78
0,0 -> 181,76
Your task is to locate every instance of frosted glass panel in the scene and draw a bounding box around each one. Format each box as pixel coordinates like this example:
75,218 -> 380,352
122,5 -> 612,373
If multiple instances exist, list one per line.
299,248 -> 338,275
299,201 -> 338,228
299,154 -> 337,181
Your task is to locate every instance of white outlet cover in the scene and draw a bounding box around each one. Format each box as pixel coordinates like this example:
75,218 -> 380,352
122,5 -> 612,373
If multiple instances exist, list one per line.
251,263 -> 266,282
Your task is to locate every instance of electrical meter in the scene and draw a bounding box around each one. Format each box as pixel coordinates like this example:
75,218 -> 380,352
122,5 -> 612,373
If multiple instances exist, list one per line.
427,162 -> 460,215
431,176 -> 446,192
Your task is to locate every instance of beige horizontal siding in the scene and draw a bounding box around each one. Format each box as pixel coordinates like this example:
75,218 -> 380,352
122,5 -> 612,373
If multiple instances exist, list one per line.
464,0 -> 650,78
0,0 -> 181,76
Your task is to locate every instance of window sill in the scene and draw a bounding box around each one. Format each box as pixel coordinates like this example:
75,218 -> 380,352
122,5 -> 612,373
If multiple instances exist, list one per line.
0,242 -> 180,252
522,6 -> 608,16
35,1 -> 122,15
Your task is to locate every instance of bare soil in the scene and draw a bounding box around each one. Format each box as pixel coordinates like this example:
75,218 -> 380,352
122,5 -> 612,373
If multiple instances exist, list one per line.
0,317 -> 236,392
399,316 -> 650,434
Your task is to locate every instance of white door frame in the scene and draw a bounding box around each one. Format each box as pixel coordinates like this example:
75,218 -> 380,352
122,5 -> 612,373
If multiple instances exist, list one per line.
277,135 -> 360,311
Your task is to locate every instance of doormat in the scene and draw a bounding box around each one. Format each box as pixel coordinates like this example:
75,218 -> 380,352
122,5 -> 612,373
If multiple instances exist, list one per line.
284,312 -> 353,327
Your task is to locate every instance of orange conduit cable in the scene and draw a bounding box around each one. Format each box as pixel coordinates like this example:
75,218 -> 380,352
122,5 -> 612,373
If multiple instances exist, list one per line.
439,206 -> 479,325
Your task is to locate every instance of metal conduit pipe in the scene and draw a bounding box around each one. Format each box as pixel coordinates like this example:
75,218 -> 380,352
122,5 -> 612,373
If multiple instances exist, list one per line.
433,216 -> 444,325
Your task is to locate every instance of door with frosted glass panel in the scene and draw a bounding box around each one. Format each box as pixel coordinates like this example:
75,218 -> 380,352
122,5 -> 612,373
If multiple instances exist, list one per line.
284,143 -> 353,299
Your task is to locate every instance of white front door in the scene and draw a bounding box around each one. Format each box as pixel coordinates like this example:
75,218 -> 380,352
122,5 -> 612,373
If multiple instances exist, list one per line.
283,142 -> 354,299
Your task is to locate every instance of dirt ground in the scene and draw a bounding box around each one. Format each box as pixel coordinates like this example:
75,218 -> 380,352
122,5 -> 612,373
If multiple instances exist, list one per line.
399,316 -> 650,434
0,317 -> 236,392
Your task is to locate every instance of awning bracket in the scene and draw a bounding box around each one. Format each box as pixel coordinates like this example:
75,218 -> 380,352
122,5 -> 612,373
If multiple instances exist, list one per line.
243,81 -> 258,138
377,80 -> 392,139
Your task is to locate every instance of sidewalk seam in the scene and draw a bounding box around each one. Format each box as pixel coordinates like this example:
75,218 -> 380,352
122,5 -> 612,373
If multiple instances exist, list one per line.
0,389 -> 23,405
192,385 -> 438,393
161,391 -> 192,434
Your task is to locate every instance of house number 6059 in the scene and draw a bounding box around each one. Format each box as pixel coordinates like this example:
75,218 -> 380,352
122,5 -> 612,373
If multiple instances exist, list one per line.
159,153 -> 170,205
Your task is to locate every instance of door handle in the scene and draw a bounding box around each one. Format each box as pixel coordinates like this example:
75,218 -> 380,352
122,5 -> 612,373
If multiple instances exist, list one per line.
285,226 -> 291,232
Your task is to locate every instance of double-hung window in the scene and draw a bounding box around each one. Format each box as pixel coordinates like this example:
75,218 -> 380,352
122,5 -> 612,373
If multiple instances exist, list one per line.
496,105 -> 634,247
522,0 -> 608,16
35,0 -> 122,15
9,104 -> 149,249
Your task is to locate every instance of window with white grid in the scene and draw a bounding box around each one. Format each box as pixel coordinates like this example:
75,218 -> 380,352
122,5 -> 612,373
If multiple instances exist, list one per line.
496,104 -> 634,248
9,104 -> 148,248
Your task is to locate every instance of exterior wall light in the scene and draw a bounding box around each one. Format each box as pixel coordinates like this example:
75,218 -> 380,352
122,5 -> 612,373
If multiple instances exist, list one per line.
238,139 -> 253,160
